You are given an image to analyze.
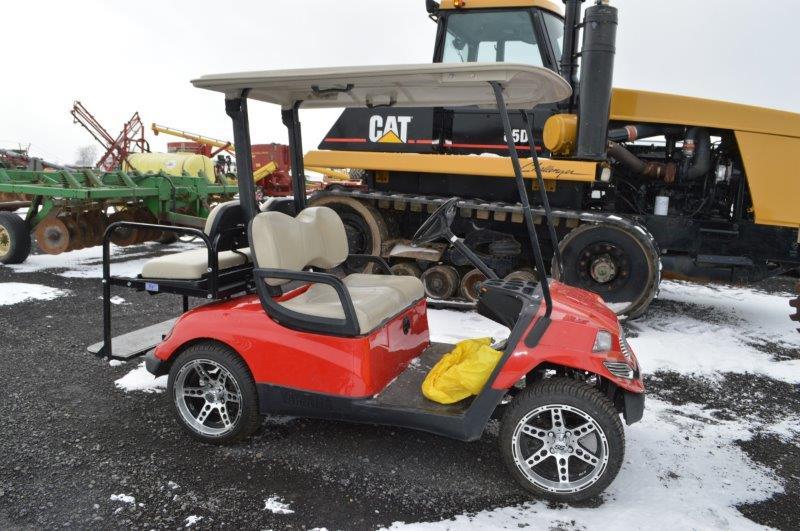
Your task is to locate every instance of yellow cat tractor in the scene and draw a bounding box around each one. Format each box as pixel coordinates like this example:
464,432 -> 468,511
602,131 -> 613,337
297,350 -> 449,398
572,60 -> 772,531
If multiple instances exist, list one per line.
303,0 -> 800,325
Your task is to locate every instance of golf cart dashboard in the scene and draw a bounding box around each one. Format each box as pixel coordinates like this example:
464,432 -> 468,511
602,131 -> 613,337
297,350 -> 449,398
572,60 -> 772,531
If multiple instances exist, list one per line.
476,278 -> 541,330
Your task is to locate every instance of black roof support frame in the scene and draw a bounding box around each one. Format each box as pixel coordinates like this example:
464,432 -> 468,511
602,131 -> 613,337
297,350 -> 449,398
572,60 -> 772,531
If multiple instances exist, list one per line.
225,92 -> 259,223
490,80 -> 554,318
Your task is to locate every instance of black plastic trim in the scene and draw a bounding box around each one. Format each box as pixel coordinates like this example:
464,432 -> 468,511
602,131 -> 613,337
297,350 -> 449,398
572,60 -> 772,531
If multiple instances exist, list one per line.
623,390 -> 645,425
144,349 -> 169,377
253,267 -> 361,337
257,382 -> 502,442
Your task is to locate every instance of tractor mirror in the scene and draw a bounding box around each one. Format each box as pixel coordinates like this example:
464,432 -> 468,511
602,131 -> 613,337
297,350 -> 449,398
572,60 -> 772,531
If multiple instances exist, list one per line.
426,0 -> 440,16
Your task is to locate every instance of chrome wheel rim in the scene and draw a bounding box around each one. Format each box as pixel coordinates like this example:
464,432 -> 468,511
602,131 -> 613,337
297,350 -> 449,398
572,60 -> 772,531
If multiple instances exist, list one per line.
511,404 -> 609,494
174,359 -> 242,437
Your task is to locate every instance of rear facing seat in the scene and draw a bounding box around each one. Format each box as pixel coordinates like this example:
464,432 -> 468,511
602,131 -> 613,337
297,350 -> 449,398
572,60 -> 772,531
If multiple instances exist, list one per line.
140,201 -> 251,280
250,207 -> 424,334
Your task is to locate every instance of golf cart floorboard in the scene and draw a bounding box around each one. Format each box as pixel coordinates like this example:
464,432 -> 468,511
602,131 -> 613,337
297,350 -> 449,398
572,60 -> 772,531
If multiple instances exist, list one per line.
371,342 -> 473,415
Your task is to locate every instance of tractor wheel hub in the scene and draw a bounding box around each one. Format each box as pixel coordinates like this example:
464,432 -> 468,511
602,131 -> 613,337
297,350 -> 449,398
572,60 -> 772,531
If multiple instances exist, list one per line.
590,255 -> 617,283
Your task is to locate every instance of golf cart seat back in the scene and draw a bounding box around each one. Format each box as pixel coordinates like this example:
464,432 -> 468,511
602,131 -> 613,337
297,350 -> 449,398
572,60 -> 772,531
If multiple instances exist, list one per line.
250,207 -> 424,334
140,201 -> 252,280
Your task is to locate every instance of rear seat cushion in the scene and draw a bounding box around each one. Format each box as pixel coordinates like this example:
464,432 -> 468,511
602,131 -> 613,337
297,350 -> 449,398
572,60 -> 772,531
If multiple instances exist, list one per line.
141,248 -> 251,280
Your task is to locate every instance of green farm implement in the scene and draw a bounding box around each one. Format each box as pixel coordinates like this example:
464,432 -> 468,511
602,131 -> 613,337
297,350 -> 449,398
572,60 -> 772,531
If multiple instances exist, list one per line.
0,166 -> 238,264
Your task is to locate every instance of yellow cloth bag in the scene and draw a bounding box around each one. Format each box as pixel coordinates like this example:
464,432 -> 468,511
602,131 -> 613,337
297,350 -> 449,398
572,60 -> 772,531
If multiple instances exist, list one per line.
421,338 -> 503,404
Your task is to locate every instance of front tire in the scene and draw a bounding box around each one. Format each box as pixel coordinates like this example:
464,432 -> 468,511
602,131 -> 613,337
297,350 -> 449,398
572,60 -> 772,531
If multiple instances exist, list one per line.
499,378 -> 625,503
167,342 -> 260,444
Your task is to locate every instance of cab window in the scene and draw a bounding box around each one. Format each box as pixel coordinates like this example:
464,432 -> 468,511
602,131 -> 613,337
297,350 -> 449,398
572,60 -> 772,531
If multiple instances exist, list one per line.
541,12 -> 565,69
441,10 -> 545,67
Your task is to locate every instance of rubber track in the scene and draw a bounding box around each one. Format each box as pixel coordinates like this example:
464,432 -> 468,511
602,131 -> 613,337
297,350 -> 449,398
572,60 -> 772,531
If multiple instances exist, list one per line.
312,189 -> 662,316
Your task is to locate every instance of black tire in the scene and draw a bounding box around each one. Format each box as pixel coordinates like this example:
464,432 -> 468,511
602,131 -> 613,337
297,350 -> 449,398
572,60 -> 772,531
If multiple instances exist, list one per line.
555,223 -> 659,319
0,212 -> 31,264
499,378 -> 625,503
167,341 -> 260,444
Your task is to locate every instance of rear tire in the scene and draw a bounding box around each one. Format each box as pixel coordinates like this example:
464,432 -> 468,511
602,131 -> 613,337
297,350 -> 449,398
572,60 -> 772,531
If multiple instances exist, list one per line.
555,223 -> 659,319
167,342 -> 260,444
499,378 -> 625,503
0,212 -> 31,264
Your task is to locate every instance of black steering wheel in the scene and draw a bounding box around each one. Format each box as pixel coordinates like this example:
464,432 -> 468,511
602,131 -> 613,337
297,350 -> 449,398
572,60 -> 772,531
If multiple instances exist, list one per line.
412,197 -> 460,245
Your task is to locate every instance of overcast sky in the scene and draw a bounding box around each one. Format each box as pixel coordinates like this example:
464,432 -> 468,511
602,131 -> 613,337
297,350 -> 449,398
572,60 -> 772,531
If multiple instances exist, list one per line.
1,0 -> 798,165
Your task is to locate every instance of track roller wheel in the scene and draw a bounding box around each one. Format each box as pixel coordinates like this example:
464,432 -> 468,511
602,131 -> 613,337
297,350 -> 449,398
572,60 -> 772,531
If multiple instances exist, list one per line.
108,211 -> 139,247
791,282 -> 799,333
555,223 -> 660,319
504,267 -> 538,284
421,265 -> 459,300
34,216 -> 72,255
0,212 -> 31,264
460,268 -> 487,302
390,261 -> 421,278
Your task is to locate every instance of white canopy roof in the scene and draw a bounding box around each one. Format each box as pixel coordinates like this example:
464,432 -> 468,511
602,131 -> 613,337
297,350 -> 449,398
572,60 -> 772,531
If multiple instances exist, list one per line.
192,63 -> 571,110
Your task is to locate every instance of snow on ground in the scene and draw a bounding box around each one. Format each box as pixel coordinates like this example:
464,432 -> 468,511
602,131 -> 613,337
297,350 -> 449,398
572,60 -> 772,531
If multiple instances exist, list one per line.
184,515 -> 203,527
628,280 -> 800,383
387,399 -> 780,531
0,282 -> 68,305
263,496 -> 295,514
115,361 -> 167,393
390,279 -> 796,530
109,494 -> 135,505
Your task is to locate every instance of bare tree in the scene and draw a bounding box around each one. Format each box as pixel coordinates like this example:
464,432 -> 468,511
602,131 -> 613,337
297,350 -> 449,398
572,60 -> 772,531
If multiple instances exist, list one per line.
75,145 -> 99,167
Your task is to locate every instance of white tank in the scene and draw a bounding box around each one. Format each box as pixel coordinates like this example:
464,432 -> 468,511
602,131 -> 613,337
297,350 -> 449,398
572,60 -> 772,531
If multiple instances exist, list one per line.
124,153 -> 216,182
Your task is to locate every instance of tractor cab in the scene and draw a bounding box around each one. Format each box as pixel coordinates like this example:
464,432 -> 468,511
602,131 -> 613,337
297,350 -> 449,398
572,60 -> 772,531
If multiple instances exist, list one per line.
95,62 -> 644,502
430,0 -> 565,73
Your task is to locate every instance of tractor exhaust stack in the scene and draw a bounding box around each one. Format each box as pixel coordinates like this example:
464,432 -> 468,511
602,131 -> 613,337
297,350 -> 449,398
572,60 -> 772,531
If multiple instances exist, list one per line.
575,1 -> 618,160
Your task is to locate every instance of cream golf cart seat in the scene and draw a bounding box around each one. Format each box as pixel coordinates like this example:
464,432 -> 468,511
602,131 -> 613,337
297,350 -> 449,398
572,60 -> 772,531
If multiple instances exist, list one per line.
140,201 -> 252,280
251,206 -> 424,334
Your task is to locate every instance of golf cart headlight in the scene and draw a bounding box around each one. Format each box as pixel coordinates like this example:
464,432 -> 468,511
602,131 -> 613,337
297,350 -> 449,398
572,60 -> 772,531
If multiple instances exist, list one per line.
592,330 -> 613,352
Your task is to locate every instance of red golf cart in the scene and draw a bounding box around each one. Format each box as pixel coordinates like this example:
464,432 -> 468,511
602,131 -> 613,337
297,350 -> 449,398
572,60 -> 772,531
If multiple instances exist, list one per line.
96,63 -> 644,502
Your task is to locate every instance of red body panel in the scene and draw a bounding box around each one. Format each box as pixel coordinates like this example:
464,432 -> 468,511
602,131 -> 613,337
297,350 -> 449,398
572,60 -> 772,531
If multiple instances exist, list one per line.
154,292 -> 429,398
492,282 -> 644,394
155,280 -> 642,401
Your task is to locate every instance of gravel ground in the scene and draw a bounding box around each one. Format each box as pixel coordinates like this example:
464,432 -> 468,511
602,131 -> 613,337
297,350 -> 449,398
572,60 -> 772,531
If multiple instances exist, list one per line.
0,245 -> 798,530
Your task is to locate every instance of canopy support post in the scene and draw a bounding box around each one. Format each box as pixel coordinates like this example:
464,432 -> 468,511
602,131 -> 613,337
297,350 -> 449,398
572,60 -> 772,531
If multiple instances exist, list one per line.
282,102 -> 307,213
225,93 -> 258,223
520,111 -> 562,278
490,81 -> 553,318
